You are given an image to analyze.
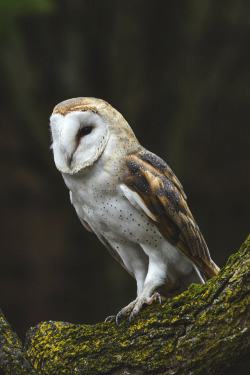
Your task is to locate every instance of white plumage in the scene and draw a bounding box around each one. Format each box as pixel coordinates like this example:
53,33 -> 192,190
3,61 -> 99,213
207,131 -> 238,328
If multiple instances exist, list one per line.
50,97 -> 219,321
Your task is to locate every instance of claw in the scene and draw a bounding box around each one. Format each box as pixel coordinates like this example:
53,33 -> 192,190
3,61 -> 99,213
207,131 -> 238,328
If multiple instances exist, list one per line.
113,293 -> 161,325
129,310 -> 137,323
116,311 -> 122,325
104,315 -> 115,323
114,298 -> 138,325
129,292 -> 162,322
156,292 -> 162,305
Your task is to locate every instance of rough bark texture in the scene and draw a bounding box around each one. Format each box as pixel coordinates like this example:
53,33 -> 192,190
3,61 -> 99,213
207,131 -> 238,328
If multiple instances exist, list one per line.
0,309 -> 36,375
0,236 -> 249,375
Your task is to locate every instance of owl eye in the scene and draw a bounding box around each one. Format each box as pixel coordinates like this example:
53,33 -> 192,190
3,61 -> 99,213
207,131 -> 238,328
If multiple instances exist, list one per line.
79,126 -> 93,137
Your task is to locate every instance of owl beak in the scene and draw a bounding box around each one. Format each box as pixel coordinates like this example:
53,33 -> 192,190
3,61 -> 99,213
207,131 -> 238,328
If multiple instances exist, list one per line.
66,153 -> 74,168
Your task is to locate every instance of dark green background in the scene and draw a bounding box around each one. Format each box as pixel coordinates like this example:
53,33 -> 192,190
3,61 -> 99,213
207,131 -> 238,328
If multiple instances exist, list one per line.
0,1 -> 249,372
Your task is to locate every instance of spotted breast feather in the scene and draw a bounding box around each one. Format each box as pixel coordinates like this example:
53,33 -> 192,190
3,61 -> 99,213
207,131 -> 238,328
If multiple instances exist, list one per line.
123,148 -> 219,278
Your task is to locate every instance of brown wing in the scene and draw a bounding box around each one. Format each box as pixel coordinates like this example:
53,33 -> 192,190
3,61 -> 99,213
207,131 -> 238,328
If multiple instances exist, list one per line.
123,148 -> 219,278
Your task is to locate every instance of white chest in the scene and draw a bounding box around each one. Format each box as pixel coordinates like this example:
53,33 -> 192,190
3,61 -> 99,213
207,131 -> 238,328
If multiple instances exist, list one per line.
63,163 -> 129,231
62,163 -> 159,247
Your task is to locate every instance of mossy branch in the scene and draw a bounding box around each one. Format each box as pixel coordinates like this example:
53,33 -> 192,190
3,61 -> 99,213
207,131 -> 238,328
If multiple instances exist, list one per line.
1,236 -> 249,375
0,309 -> 36,375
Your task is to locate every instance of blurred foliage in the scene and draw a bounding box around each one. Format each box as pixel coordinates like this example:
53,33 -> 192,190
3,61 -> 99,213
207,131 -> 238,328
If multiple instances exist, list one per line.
0,0 -> 54,42
0,4 -> 249,375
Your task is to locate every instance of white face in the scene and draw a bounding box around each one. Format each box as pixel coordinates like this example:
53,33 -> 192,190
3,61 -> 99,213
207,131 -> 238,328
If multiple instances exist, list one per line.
50,111 -> 109,174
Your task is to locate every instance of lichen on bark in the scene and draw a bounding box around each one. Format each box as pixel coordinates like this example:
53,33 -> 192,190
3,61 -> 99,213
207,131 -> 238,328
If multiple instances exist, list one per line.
0,309 -> 36,375
0,235 -> 249,375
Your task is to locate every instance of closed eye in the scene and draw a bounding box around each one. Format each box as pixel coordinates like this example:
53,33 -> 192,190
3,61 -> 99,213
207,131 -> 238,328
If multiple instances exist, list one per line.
78,126 -> 93,137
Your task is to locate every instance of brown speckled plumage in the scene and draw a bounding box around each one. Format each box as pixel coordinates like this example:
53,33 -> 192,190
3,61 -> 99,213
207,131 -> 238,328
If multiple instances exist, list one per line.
124,149 -> 218,278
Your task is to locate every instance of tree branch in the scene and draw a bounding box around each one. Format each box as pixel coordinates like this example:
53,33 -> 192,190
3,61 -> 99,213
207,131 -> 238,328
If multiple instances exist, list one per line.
1,236 -> 249,375
0,309 -> 36,375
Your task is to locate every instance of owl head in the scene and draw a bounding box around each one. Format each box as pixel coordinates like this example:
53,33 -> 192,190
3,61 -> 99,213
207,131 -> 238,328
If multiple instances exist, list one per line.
50,97 -> 137,174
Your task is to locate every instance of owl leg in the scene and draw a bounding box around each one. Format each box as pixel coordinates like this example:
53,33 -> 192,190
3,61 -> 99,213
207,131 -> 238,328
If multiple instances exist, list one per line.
115,254 -> 163,324
128,256 -> 167,321
115,284 -> 145,324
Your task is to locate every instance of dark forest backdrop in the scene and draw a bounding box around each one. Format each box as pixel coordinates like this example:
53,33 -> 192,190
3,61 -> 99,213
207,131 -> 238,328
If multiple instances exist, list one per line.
0,0 -> 249,363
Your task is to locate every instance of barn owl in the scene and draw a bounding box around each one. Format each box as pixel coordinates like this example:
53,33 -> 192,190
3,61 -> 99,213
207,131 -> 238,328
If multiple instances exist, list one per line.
50,97 -> 219,323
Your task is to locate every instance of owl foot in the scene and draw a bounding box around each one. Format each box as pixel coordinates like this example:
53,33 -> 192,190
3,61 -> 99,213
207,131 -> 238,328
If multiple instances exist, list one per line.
115,292 -> 161,325
129,292 -> 161,322
116,299 -> 138,325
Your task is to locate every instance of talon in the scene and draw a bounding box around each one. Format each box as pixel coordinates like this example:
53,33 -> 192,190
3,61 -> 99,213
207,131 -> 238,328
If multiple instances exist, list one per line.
129,310 -> 137,323
104,315 -> 115,323
116,311 -> 122,325
156,292 -> 162,305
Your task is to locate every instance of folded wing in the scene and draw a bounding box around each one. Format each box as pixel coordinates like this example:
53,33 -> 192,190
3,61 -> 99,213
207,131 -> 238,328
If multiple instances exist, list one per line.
122,148 -> 219,278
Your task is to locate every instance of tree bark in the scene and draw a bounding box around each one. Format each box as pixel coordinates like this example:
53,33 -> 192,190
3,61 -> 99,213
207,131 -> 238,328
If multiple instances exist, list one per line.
0,236 -> 249,375
0,310 -> 36,375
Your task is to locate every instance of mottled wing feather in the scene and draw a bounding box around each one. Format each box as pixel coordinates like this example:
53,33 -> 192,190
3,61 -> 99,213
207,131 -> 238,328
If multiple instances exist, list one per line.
124,149 -> 219,278
138,150 -> 187,199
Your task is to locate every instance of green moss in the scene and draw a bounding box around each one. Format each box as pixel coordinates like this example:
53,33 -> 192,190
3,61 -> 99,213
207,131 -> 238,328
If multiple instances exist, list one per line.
1,235 -> 249,375
0,309 -> 37,375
